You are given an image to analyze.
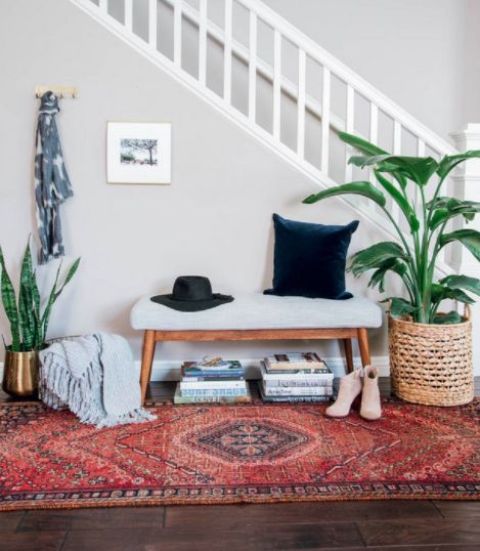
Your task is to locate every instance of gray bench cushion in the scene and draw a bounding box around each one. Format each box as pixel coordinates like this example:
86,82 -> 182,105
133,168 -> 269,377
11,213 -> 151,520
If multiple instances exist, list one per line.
130,294 -> 382,331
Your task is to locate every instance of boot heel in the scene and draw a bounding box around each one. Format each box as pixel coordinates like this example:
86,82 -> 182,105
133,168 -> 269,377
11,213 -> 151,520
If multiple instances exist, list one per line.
325,369 -> 363,418
360,366 -> 382,421
351,395 -> 362,410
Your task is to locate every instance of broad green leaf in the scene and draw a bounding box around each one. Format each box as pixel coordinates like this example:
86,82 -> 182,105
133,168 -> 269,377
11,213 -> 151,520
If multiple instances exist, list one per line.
431,283 -> 474,305
439,275 -> 480,297
338,133 -> 412,189
452,201 -> 480,221
389,297 -> 417,318
428,197 -> 451,209
429,208 -> 449,231
428,197 -> 480,230
348,156 -> 408,192
349,241 -> 409,277
348,154 -> 434,190
348,154 -> 393,168
349,155 -> 438,186
437,151 -> 480,179
377,156 -> 438,187
433,311 -> 463,324
428,197 -> 480,213
0,247 -> 20,351
303,181 -> 386,208
338,132 -> 388,156
374,171 -> 419,232
439,229 -> 480,261
368,258 -> 407,293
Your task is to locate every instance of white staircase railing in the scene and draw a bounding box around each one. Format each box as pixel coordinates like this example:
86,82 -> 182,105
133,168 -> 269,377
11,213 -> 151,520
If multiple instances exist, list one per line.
70,0 -> 458,273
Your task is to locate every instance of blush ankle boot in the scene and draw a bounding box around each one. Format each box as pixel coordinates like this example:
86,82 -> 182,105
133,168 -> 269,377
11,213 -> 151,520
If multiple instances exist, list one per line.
360,366 -> 382,421
325,369 -> 362,418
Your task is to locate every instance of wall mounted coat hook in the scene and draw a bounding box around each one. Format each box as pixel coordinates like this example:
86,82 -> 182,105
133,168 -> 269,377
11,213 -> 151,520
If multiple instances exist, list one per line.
35,85 -> 78,99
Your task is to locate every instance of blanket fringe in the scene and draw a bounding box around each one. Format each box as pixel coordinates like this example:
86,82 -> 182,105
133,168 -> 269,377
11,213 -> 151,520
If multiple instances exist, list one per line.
39,334 -> 156,428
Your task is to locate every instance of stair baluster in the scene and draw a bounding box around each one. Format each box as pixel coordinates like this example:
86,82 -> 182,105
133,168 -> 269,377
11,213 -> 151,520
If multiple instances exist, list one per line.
345,84 -> 355,182
173,0 -> 182,67
149,0 -> 157,50
224,0 -> 233,103
321,67 -> 331,174
273,29 -> 282,141
198,0 -> 207,86
297,48 -> 306,159
124,0 -> 133,32
248,10 -> 257,123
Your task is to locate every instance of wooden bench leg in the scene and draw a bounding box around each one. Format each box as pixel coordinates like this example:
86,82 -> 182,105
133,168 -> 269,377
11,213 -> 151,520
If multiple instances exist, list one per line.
140,330 -> 156,405
342,338 -> 354,373
357,327 -> 371,368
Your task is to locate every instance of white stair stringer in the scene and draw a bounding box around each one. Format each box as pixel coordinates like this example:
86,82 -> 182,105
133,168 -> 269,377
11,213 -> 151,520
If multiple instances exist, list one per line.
69,0 -> 457,275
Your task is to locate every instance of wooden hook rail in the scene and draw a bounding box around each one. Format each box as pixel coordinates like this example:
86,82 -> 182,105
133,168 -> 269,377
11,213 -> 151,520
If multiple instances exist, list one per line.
35,85 -> 78,99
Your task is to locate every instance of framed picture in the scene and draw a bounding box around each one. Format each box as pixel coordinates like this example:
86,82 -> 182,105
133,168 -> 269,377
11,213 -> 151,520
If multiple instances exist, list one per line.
107,122 -> 172,184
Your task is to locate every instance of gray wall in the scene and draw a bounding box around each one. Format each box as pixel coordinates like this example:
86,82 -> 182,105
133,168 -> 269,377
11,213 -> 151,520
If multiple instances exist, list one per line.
0,0 -> 477,374
262,0 -> 469,139
464,0 -> 480,124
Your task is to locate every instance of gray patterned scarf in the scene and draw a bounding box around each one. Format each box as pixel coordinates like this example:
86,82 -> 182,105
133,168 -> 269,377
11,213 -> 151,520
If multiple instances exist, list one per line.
34,92 -> 74,264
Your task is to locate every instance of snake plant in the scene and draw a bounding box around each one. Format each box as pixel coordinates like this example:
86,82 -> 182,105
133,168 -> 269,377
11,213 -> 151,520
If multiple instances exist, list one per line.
0,240 -> 80,351
303,132 -> 480,324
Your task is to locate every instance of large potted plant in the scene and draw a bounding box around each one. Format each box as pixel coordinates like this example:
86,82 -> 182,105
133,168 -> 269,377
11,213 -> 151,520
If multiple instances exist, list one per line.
1,241 -> 80,397
304,132 -> 480,406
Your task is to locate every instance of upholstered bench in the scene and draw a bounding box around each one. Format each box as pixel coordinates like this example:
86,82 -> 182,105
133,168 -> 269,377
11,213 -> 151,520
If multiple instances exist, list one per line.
131,294 -> 383,404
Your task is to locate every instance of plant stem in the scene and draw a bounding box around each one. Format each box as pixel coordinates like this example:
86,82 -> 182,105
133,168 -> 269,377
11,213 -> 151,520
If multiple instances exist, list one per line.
380,205 -> 423,315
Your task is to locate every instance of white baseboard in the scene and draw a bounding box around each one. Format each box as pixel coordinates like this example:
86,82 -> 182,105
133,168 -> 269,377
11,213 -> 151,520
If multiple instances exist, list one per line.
0,356 -> 391,382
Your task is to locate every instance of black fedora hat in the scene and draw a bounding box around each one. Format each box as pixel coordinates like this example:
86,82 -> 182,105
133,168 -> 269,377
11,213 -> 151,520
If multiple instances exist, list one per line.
151,276 -> 234,312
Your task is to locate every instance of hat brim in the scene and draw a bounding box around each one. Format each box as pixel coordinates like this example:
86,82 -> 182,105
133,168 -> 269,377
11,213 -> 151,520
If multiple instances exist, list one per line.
150,293 -> 234,312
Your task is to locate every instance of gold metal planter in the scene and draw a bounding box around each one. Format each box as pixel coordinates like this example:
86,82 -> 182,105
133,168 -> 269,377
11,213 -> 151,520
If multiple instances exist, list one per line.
2,350 -> 39,398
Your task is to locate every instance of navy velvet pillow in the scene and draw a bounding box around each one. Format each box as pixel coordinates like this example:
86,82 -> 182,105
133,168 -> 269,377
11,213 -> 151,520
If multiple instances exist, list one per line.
264,214 -> 359,300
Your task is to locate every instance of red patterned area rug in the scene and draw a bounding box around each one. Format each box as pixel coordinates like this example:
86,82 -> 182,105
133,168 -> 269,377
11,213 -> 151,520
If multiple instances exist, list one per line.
1,399 -> 479,511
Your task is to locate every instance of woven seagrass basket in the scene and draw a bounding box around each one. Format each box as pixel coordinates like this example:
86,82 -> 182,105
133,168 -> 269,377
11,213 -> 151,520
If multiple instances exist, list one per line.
389,308 -> 474,406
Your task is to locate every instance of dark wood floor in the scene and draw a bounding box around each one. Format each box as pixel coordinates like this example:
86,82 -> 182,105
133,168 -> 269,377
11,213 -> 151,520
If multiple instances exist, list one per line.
1,378 -> 479,551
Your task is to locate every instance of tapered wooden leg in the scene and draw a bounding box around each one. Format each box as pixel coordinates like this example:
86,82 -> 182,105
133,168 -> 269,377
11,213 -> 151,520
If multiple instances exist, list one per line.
342,338 -> 354,373
357,327 -> 371,368
140,330 -> 156,405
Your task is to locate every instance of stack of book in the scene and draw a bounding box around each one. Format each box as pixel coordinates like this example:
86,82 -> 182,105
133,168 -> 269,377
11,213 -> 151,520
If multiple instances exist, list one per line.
174,358 -> 252,405
260,352 -> 334,403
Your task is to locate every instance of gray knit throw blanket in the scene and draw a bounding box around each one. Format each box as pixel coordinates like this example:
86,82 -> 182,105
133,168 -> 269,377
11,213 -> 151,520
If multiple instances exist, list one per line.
39,333 -> 156,428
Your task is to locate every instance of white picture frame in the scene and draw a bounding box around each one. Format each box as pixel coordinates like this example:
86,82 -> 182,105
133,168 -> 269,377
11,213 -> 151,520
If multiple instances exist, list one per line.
107,122 -> 172,184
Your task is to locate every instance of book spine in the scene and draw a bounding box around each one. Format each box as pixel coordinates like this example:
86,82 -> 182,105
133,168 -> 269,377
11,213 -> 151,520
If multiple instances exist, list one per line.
181,388 -> 248,397
262,373 -> 334,382
266,362 -> 327,371
263,379 -> 333,388
180,380 -> 246,390
174,395 -> 252,404
182,361 -> 243,370
262,395 -> 331,403
262,386 -> 333,396
265,362 -> 328,371
181,376 -> 245,382
266,354 -> 327,370
183,369 -> 244,377
261,361 -> 332,378
266,368 -> 330,374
